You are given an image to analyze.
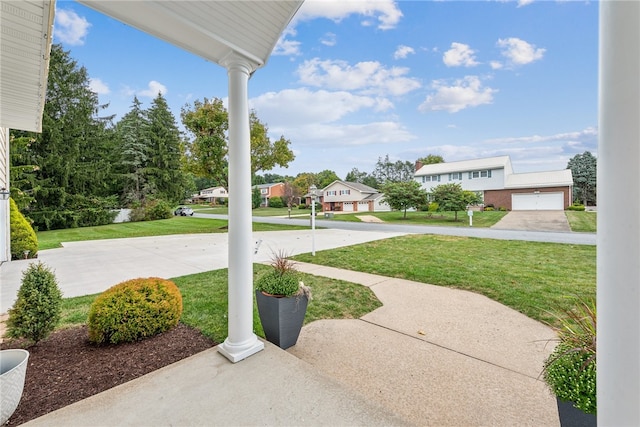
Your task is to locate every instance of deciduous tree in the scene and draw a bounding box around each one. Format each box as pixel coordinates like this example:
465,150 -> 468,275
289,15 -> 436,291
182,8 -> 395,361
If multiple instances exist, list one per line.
567,151 -> 597,206
430,183 -> 480,221
381,180 -> 428,219
373,154 -> 414,184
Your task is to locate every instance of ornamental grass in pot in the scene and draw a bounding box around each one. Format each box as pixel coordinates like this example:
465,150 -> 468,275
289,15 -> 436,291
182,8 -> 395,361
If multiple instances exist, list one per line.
255,251 -> 311,350
542,298 -> 596,427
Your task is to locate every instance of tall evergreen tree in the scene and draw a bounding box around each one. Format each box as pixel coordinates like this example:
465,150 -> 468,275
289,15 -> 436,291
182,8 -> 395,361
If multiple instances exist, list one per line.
116,96 -> 149,205
146,93 -> 185,202
11,44 -> 117,230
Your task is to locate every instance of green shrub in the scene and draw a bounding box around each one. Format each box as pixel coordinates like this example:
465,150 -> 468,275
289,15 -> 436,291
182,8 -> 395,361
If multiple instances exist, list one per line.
9,198 -> 38,260
88,277 -> 183,345
268,196 -> 284,208
499,207 -> 507,211
544,343 -> 596,414
298,204 -> 308,210
428,202 -> 439,212
484,206 -> 495,211
129,199 -> 173,222
7,262 -> 62,344
567,204 -> 586,211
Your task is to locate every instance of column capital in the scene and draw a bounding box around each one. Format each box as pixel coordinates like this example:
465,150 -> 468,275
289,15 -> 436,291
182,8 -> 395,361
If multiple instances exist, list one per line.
220,51 -> 260,75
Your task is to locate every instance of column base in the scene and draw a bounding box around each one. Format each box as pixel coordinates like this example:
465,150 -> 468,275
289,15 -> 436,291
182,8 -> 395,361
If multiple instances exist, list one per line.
217,335 -> 264,363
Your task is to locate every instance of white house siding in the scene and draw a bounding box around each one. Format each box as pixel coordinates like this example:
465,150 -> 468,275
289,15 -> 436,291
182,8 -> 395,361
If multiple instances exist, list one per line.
323,182 -> 368,203
373,198 -> 391,212
416,168 -> 505,193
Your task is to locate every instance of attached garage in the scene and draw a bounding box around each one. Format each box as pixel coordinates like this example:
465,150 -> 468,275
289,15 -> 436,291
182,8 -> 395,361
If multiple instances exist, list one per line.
342,202 -> 354,212
512,192 -> 564,210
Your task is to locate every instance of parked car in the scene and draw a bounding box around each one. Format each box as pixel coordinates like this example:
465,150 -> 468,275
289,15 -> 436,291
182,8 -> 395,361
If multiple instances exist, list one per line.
174,206 -> 194,216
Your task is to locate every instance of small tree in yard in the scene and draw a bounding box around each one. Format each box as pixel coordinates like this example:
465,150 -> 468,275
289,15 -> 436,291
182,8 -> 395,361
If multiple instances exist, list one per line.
431,183 -> 480,221
381,181 -> 428,219
7,262 -> 63,344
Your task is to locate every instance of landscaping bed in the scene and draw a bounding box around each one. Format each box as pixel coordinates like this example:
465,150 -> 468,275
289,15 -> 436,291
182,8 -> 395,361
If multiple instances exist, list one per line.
0,324 -> 216,425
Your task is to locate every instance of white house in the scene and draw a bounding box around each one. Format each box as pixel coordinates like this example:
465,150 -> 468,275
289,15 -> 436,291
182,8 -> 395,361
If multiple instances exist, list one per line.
320,181 -> 390,212
414,156 -> 573,211
192,186 -> 228,204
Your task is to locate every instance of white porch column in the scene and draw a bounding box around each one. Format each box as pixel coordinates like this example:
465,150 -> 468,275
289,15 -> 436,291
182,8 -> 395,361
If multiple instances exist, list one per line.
1,127 -> 10,264
598,1 -> 640,425
217,54 -> 264,363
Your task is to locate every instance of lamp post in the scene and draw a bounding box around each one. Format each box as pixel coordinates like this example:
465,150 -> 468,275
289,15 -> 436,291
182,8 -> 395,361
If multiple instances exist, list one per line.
0,188 -> 9,201
309,185 -> 317,256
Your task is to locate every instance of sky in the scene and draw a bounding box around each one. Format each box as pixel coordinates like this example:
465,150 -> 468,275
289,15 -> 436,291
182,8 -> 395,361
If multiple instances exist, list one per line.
52,0 -> 599,180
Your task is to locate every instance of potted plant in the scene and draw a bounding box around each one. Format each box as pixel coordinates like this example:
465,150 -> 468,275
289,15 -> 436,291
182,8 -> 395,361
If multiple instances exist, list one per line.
255,251 -> 311,350
542,298 -> 596,427
1,349 -> 30,424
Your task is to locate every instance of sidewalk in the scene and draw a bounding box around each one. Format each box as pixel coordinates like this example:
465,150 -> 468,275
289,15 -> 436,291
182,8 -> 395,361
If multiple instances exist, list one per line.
24,264 -> 558,426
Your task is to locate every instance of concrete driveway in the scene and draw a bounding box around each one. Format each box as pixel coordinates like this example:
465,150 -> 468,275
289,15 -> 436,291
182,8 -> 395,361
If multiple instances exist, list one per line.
491,210 -> 571,232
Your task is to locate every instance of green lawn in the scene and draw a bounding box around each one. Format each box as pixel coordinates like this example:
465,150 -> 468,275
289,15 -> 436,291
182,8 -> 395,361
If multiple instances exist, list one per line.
565,211 -> 597,232
326,210 -> 508,227
59,265 -> 381,343
192,205 -> 307,217
293,234 -> 596,327
37,216 -> 306,250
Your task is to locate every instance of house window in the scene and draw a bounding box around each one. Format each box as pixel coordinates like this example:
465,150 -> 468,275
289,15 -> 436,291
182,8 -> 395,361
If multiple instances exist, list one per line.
260,189 -> 268,194
339,189 -> 351,195
326,190 -> 336,196
421,175 -> 440,182
469,170 -> 491,179
449,172 -> 462,181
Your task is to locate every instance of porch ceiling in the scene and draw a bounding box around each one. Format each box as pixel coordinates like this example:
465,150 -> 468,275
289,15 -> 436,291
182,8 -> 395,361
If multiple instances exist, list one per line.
77,0 -> 303,69
0,0 -> 303,133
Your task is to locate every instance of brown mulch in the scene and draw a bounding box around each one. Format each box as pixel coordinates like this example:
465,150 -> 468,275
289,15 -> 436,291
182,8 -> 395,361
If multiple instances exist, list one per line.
0,324 -> 217,426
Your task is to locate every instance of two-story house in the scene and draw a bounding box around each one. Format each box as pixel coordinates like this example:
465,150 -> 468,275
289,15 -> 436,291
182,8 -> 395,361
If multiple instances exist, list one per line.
319,181 -> 390,212
192,186 -> 228,204
254,183 -> 285,207
414,156 -> 573,210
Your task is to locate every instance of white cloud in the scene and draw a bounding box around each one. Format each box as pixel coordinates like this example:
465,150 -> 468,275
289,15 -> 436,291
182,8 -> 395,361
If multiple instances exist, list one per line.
321,32 -> 337,47
394,45 -> 415,60
419,76 -> 496,113
518,0 -> 535,7
490,61 -> 503,70
250,88 -> 389,125
497,37 -> 545,66
129,81 -> 168,98
443,43 -> 479,67
296,0 -> 403,30
297,58 -> 421,96
273,38 -> 302,56
89,78 -> 110,95
54,9 -> 90,46
273,27 -> 301,56
485,127 -> 598,144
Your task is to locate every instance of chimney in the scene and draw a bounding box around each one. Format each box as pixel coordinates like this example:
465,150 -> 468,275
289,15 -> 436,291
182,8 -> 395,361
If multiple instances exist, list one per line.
415,160 -> 423,172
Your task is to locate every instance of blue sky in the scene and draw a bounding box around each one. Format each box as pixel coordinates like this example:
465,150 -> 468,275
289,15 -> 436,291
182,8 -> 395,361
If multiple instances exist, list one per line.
53,0 -> 598,180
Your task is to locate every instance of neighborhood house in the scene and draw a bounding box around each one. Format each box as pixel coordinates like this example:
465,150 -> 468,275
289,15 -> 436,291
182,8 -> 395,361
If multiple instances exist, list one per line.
191,186 -> 228,204
255,183 -> 285,207
317,181 -> 390,213
414,156 -> 573,210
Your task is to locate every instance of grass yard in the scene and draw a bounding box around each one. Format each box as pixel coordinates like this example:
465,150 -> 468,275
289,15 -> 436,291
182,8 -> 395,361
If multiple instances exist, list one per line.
322,210 -> 508,227
192,205 -> 308,217
37,216 -> 306,250
565,211 -> 597,232
58,264 -> 381,343
293,234 -> 596,327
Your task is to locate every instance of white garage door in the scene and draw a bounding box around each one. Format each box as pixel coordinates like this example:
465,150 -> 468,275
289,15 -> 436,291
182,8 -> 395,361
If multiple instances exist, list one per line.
512,192 -> 564,210
342,202 -> 354,212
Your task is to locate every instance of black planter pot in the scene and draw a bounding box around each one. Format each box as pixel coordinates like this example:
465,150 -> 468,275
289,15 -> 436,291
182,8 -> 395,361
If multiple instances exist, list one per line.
255,290 -> 308,350
556,398 -> 597,427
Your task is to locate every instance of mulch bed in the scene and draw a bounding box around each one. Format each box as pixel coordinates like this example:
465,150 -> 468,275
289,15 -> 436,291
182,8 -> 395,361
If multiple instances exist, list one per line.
1,324 -> 217,426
